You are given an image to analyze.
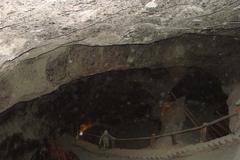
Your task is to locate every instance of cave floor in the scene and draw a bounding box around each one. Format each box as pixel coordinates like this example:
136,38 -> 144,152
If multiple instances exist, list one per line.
57,135 -> 123,160
56,134 -> 198,159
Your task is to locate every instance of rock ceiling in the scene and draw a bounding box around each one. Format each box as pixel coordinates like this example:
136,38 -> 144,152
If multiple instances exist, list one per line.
0,0 -> 240,112
0,0 -> 240,67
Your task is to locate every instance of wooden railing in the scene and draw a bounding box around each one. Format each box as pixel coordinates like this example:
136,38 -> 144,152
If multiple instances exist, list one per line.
81,112 -> 239,147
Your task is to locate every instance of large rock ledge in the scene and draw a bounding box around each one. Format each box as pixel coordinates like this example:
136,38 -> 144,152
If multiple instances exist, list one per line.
0,34 -> 240,112
0,0 -> 240,66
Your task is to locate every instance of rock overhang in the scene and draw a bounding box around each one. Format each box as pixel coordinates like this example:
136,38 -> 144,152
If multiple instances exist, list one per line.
1,0 -> 240,67
0,34 -> 240,113
0,0 -> 240,112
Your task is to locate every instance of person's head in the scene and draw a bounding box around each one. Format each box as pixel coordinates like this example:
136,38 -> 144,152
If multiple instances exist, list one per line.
104,130 -> 108,134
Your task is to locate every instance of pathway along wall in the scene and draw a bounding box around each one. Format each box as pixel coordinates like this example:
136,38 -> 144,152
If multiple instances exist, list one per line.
0,34 -> 240,113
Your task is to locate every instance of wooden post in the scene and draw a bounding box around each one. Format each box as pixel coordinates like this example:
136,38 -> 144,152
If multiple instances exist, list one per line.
111,137 -> 115,149
200,123 -> 208,142
150,133 -> 156,148
171,135 -> 177,145
75,130 -> 79,140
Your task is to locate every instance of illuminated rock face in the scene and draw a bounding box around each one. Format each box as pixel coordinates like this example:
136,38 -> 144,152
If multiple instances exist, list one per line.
160,97 -> 186,133
228,83 -> 240,133
1,0 -> 240,66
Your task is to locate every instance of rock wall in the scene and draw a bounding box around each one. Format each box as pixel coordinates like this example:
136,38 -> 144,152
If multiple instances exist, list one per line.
1,0 -> 240,66
227,83 -> 240,132
0,34 -> 240,112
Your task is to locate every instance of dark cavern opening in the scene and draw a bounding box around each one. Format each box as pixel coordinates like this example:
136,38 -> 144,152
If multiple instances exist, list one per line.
162,68 -> 229,144
0,66 -> 230,159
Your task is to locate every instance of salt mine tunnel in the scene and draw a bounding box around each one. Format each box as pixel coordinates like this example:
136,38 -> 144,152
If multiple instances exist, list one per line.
0,0 -> 240,160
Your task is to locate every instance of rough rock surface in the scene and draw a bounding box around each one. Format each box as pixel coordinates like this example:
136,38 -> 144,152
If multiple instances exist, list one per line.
227,83 -> 240,132
1,0 -> 240,66
0,0 -> 240,112
0,34 -> 239,112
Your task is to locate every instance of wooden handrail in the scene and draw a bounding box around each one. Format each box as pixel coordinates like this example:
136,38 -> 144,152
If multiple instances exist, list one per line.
82,112 -> 238,142
115,112 -> 238,141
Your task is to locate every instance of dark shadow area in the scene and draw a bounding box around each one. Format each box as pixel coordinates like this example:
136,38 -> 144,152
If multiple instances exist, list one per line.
0,67 -> 230,160
168,68 -> 229,140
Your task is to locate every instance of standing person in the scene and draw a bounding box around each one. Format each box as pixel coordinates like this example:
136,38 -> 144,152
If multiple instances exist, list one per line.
99,130 -> 114,150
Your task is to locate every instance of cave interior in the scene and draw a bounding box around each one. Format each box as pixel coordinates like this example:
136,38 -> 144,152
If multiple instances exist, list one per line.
0,67 -> 230,159
1,34 -> 239,160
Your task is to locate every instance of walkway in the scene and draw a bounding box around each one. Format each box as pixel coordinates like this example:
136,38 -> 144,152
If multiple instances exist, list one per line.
75,132 -> 240,160
72,112 -> 240,160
